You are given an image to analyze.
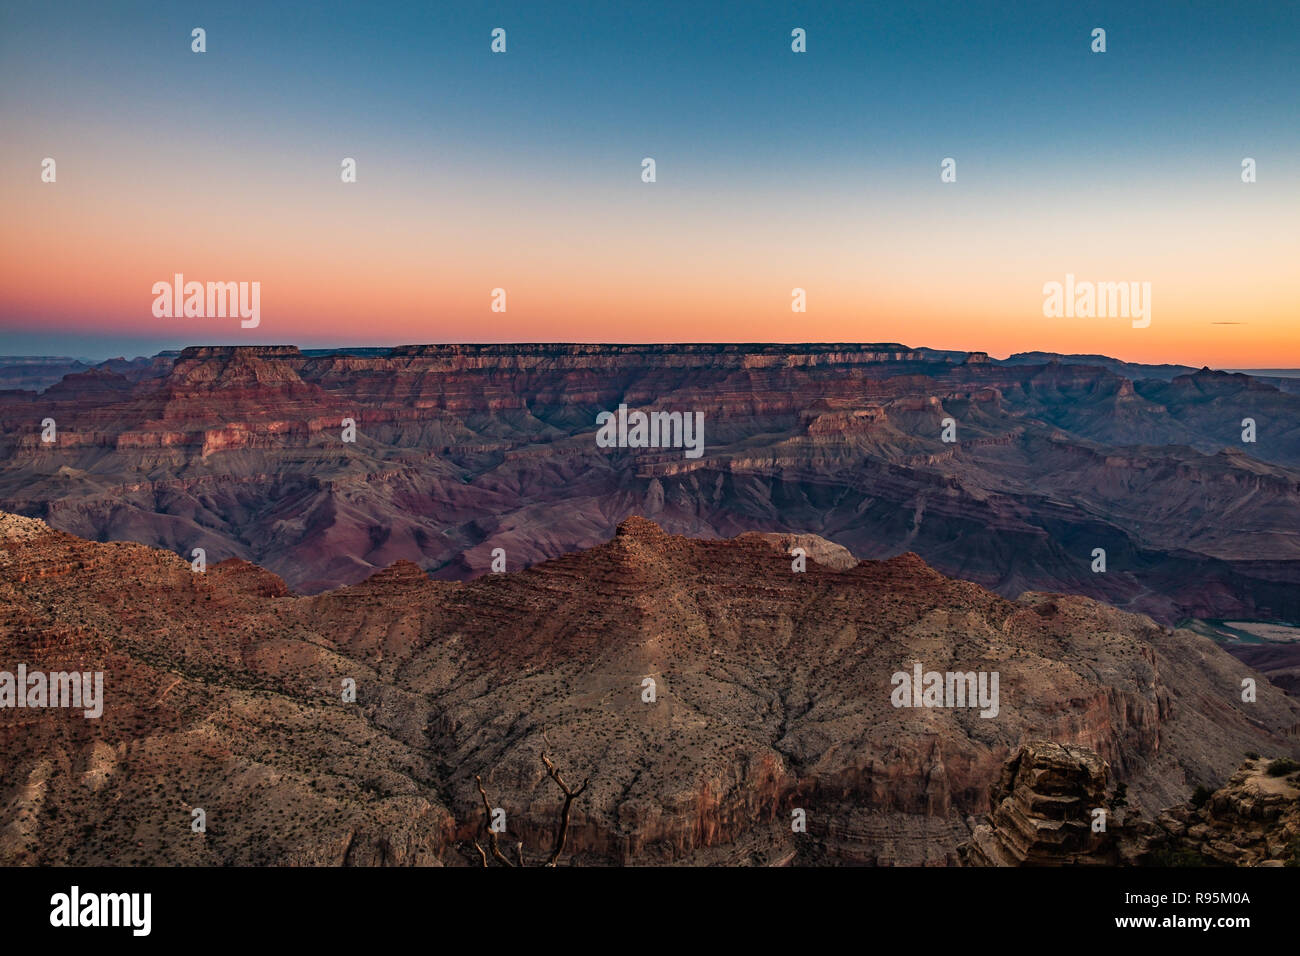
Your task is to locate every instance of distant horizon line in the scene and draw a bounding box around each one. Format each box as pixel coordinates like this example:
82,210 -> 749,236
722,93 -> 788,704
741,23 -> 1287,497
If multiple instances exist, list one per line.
0,343 -> 1294,374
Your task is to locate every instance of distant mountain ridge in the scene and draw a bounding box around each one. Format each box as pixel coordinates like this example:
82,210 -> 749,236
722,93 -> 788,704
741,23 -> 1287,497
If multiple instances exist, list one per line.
997,351 -> 1196,381
0,344 -> 1253,393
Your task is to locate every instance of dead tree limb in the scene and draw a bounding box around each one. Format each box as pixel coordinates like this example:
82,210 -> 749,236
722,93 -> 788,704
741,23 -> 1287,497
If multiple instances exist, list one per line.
540,748 -> 589,867
471,738 -> 589,867
474,775 -> 516,867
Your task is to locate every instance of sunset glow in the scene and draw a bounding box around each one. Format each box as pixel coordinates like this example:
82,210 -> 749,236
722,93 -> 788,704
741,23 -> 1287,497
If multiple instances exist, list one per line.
3,1 -> 1297,366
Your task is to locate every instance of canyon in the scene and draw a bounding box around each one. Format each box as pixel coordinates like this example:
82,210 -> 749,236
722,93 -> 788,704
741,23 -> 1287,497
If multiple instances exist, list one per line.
1,343 -> 1298,637
2,512 -> 1298,865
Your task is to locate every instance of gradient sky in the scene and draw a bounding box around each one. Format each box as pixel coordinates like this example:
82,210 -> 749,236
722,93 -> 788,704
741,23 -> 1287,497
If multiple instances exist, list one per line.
2,0 -> 1297,365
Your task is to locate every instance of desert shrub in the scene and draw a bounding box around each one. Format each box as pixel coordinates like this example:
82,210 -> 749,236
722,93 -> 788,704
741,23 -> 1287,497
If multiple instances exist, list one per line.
1244,751 -> 1260,760
1265,758 -> 1300,777
1190,785 -> 1213,808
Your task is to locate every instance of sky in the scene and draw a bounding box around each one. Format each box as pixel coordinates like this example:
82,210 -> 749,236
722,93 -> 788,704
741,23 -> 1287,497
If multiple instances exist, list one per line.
1,0 -> 1297,366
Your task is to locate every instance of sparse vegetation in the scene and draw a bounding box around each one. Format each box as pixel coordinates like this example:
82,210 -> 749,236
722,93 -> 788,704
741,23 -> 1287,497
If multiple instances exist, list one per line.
1266,758 -> 1300,777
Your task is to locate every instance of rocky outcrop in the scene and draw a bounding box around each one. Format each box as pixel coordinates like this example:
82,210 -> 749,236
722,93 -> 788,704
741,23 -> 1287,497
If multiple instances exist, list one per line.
961,744 -> 1300,867
961,741 -> 1117,865
737,531 -> 859,570
1138,757 -> 1300,866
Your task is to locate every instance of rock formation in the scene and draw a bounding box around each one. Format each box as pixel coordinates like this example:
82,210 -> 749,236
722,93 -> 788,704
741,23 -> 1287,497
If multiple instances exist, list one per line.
961,744 -> 1300,867
961,741 -> 1118,865
1139,757 -> 1300,866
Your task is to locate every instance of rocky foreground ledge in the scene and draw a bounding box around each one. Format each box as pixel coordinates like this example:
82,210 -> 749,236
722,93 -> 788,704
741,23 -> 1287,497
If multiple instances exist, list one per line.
961,741 -> 1300,866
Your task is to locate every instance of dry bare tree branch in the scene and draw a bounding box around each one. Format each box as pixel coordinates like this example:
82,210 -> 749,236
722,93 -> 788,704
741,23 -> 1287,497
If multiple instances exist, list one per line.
470,735 -> 589,867
475,774 -> 516,867
541,747 -> 589,867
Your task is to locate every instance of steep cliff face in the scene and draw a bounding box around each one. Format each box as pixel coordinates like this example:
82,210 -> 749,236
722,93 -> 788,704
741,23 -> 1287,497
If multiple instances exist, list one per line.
3,514 -> 1298,865
960,744 -> 1300,867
